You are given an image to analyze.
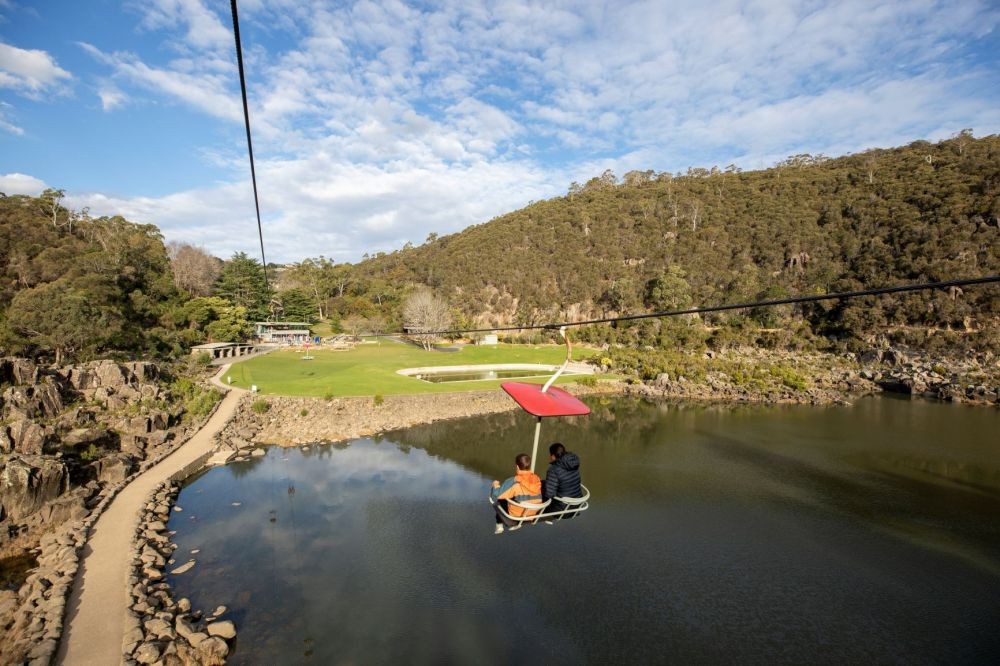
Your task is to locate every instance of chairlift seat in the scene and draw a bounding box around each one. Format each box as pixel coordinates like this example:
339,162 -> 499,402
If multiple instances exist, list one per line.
489,485 -> 590,526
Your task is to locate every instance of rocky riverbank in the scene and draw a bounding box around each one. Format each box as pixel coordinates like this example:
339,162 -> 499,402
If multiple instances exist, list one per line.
601,347 -> 999,406
123,482 -> 234,666
213,382 -> 624,448
0,357 -> 223,665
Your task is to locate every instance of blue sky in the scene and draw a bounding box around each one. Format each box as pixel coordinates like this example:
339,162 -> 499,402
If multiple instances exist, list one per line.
1,0 -> 998,263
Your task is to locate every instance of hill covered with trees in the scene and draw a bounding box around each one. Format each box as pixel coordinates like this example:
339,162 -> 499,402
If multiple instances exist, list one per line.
322,132 -> 999,353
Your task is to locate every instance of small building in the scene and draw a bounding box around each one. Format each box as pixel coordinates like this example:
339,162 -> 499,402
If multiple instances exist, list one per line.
254,322 -> 311,344
477,334 -> 499,345
190,342 -> 256,360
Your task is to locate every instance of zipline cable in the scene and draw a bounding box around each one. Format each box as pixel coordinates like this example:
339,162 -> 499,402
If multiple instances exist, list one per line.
399,274 -> 1000,337
223,3 -> 997,341
230,0 -> 270,296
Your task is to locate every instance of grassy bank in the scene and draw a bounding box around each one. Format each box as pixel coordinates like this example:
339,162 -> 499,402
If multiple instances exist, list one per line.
222,340 -> 605,397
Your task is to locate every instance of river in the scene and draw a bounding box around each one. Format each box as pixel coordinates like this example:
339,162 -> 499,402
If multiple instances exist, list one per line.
168,396 -> 1000,664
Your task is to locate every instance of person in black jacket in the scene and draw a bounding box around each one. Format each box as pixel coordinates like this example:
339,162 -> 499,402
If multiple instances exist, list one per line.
542,442 -> 582,516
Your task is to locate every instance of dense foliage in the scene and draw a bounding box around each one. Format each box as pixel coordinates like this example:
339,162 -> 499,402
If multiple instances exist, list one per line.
333,133 -> 999,352
2,133 -> 997,361
0,192 -> 261,360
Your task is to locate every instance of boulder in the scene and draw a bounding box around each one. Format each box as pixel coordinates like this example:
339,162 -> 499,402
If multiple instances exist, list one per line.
125,362 -> 159,383
134,641 -> 161,664
28,489 -> 87,526
0,454 -> 68,521
882,349 -> 907,366
118,385 -> 142,402
150,411 -> 170,432
144,617 -> 175,640
206,620 -> 235,639
62,427 -> 118,451
120,434 -> 148,457
126,416 -> 151,435
6,420 -> 50,456
0,357 -> 39,385
858,349 -> 882,365
196,636 -> 229,664
94,361 -> 130,388
95,453 -> 134,484
2,383 -> 63,420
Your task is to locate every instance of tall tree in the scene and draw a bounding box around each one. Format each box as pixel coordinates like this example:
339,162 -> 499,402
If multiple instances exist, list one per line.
6,278 -> 121,363
217,252 -> 268,321
403,289 -> 452,350
168,242 -> 221,296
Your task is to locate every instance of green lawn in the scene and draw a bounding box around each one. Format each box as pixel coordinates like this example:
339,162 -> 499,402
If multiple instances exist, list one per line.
222,340 -> 602,397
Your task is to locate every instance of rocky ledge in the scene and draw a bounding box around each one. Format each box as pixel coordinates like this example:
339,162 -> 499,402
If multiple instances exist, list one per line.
219,382 -> 624,448
123,482 -> 234,666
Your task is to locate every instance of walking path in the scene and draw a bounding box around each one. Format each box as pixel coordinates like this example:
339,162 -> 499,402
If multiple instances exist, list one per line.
57,368 -> 244,665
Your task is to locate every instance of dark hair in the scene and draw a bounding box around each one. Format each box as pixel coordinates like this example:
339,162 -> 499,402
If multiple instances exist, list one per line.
549,442 -> 566,459
515,453 -> 531,470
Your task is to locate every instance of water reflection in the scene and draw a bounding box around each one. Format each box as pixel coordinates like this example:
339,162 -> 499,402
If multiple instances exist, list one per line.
170,397 -> 1000,664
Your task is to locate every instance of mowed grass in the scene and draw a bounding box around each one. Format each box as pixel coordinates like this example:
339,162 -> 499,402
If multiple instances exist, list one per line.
222,340 -> 602,397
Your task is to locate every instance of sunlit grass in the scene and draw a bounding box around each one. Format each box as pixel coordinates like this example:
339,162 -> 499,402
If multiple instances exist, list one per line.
222,340 -> 603,397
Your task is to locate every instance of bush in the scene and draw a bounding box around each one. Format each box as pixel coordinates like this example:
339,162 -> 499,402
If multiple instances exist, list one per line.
194,352 -> 213,367
79,443 -> 101,462
251,398 -> 270,414
769,365 -> 809,391
373,393 -> 384,407
576,375 -> 599,387
170,378 -> 221,420
300,408 -> 309,417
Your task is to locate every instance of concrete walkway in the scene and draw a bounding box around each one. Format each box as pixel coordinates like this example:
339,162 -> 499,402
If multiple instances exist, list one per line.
57,373 -> 243,665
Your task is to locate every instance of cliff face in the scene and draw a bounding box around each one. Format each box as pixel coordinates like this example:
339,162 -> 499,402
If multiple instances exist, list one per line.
0,358 -> 203,551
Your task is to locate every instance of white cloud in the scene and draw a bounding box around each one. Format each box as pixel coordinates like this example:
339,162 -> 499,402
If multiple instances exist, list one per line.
78,42 -> 240,122
0,101 -> 23,135
97,83 -> 127,110
0,42 -> 71,96
45,0 -> 1000,262
133,0 -> 232,52
0,172 -> 46,195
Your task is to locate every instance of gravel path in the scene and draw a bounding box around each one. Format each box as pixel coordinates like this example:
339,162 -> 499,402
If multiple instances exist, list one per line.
56,373 -> 242,665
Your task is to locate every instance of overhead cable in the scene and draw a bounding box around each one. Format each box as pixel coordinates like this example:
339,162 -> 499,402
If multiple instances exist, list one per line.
230,0 -> 270,294
403,274 -> 1000,337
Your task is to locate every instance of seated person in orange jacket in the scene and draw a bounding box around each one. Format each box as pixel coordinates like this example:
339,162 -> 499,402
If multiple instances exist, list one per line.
491,453 -> 543,534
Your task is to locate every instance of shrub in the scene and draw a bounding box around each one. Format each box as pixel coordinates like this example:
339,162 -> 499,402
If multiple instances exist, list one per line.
323,390 -> 335,400
251,398 -> 270,414
769,365 -> 809,391
195,352 -> 213,367
80,443 -> 101,462
187,389 -> 221,418
373,393 -> 384,407
300,408 -> 309,417
576,375 -> 598,387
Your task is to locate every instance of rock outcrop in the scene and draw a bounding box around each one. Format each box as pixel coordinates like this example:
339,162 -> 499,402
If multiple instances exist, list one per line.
124,483 -> 235,665
0,455 -> 68,521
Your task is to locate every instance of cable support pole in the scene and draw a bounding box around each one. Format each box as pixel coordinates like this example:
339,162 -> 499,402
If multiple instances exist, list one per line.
230,0 -> 270,296
393,274 -> 1000,337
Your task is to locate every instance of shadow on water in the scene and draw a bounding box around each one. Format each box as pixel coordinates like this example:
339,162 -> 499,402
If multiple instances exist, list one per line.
168,396 -> 1000,665
696,429 -> 1000,574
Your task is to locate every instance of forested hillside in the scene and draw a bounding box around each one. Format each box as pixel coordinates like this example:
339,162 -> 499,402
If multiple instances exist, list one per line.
330,133 -> 999,352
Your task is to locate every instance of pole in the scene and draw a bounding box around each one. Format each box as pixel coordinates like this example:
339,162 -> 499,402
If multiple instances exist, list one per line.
530,416 -> 542,473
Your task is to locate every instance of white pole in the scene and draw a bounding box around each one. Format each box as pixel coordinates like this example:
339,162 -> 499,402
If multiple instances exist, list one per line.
541,326 -> 571,394
530,416 -> 542,473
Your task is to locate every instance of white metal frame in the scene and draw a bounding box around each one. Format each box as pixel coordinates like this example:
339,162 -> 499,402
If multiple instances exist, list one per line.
490,485 -> 591,526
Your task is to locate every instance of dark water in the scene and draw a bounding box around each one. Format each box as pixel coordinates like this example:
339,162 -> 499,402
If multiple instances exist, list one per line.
169,397 -> 1000,665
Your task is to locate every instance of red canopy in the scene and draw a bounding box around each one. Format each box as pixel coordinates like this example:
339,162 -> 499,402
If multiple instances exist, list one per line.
501,382 -> 591,418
